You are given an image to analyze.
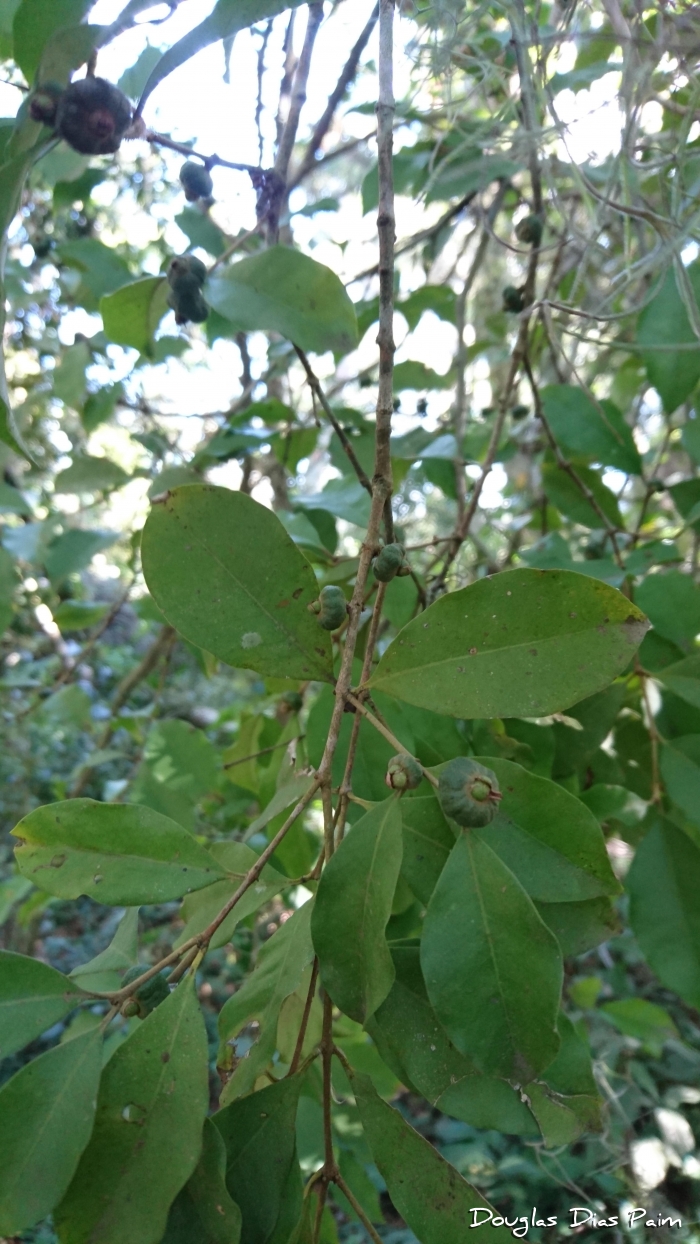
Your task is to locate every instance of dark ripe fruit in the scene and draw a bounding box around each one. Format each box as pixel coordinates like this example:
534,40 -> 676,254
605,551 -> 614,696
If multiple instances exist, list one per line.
514,213 -> 543,246
166,255 -> 209,325
120,964 -> 170,1018
372,542 -> 405,583
55,77 -> 133,155
437,756 -> 502,828
385,752 -> 423,791
180,160 -> 214,202
309,584 -> 347,631
29,82 -> 64,126
511,404 -> 529,420
502,285 -> 526,313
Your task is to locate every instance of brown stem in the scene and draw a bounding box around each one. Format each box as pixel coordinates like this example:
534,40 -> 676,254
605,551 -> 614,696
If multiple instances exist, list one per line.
270,2 -> 324,241
335,581 -> 388,845
321,991 -> 336,1177
333,1173 -> 383,1244
345,691 -> 438,788
289,957 -> 320,1075
295,347 -> 373,498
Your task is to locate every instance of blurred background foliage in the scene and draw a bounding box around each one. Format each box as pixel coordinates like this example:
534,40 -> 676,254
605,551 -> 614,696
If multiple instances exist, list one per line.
2,0 -> 700,1238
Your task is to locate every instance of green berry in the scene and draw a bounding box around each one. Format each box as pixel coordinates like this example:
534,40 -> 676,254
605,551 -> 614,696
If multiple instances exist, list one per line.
310,585 -> 347,631
437,757 -> 502,828
373,543 -> 405,583
514,214 -> 543,246
179,160 -> 214,203
120,964 -> 170,1018
385,753 -> 423,791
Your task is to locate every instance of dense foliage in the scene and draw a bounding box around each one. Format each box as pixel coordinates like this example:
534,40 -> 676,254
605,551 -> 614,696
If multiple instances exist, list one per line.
1,0 -> 700,1241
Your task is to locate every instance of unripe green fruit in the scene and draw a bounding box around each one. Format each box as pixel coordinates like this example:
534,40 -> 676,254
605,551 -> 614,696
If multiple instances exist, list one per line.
373,543 -> 405,583
180,161 -> 214,203
437,757 -> 502,828
514,213 -> 543,246
309,585 -> 347,631
120,965 -> 170,1018
385,753 -> 423,791
503,285 -> 526,314
167,255 -> 207,288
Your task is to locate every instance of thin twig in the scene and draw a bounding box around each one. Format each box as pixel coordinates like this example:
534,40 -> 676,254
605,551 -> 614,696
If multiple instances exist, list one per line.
346,691 -> 438,788
333,1172 -> 383,1244
288,957 -> 320,1075
223,735 -> 303,769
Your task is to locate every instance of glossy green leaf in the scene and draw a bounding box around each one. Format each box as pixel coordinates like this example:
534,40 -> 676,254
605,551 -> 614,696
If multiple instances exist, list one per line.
141,485 -> 333,682
421,833 -> 562,1081
56,980 -> 209,1244
206,247 -> 358,356
400,794 -> 454,905
474,757 -> 620,901
637,264 -> 700,413
100,277 -> 169,356
137,0 -> 309,111
0,1027 -> 102,1235
636,572 -> 700,646
534,897 -> 619,956
12,798 -> 225,904
312,798 -> 403,1024
214,1074 -> 303,1244
352,1071 -> 512,1243
628,818 -> 700,1007
541,461 -> 623,529
369,568 -> 647,719
541,385 -> 641,474
70,907 -> 139,993
177,841 -> 286,952
368,945 -> 536,1135
130,717 -> 219,830
0,950 -> 85,1058
161,1118 -> 242,1244
218,901 -> 314,1103
54,455 -> 130,495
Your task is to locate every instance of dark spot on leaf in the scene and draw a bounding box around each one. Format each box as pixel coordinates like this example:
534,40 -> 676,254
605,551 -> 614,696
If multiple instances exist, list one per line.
161,1051 -> 170,1063
50,853 -> 67,868
276,599 -> 290,608
292,587 -> 303,599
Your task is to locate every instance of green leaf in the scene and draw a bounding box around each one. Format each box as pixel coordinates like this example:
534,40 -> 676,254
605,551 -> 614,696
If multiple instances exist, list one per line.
56,980 -> 209,1244
0,543 -> 15,633
398,285 -> 456,330
0,1028 -> 102,1235
578,783 -> 647,827
52,340 -> 90,409
52,599 -> 109,632
37,20 -> 105,86
637,264 -> 700,413
137,0 -> 310,111
535,897 -> 619,956
206,247 -> 358,356
175,208 -> 228,258
522,1013 -> 602,1146
658,653 -> 700,709
295,477 -> 370,528
54,455 -> 130,494
393,360 -> 454,391
473,757 -> 620,901
601,998 -> 678,1055
141,485 -> 333,682
213,1074 -> 303,1244
312,798 -> 403,1024
660,738 -> 700,824
628,818 -> 700,1008
400,794 -> 454,905
541,385 -> 641,474
368,944 -> 536,1135
369,568 -> 648,719
218,901 -> 314,1103
161,1118 -> 242,1244
177,841 -> 286,952
70,907 -> 139,993
130,717 -> 219,830
0,392 -> 31,458
57,238 -> 133,310
541,461 -> 623,529
636,571 -> 700,647
12,0 -> 92,81
44,528 -> 118,581
100,277 -> 169,356
12,798 -> 225,904
421,833 -> 562,1081
352,1071 -> 512,1243
0,950 -> 85,1058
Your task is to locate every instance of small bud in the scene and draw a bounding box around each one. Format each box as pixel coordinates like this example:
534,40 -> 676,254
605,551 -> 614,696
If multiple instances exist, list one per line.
385,753 -> 423,791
